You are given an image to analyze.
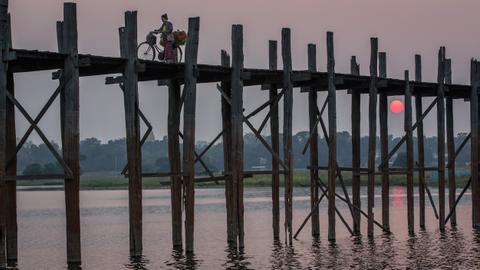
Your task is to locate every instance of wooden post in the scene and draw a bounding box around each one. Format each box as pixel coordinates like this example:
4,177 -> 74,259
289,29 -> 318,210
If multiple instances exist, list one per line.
445,58 -> 456,226
326,32 -> 337,241
4,13 -> 16,263
415,55 -> 426,229
350,56 -> 361,235
59,3 -> 81,263
307,44 -> 320,237
405,70 -> 414,234
378,52 -> 390,230
182,17 -> 200,252
378,52 -> 390,231
119,11 -> 142,256
0,0 -> 8,266
367,38 -> 378,238
220,50 -> 235,244
437,47 -> 446,231
168,79 -> 182,249
5,71 -> 15,263
282,28 -> 294,244
471,60 -> 480,229
230,24 -> 245,248
268,40 -> 280,240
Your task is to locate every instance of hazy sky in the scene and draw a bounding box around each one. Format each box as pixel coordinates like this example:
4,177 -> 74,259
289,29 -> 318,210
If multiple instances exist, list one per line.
9,0 -> 480,144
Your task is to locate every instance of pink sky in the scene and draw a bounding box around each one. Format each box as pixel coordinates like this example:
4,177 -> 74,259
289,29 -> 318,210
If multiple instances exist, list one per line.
9,0 -> 480,143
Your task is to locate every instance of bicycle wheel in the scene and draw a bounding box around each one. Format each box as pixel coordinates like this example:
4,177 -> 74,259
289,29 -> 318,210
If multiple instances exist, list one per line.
137,42 -> 156,61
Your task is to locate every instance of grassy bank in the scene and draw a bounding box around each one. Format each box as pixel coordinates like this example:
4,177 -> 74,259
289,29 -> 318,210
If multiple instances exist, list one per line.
15,170 -> 471,190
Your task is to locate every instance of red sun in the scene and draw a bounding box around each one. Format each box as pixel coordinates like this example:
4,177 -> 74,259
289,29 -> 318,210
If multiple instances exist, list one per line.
390,100 -> 404,114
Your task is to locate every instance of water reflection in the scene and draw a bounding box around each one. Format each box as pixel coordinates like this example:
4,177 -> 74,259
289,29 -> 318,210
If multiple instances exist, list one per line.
164,249 -> 201,269
223,246 -> 252,269
124,255 -> 150,270
67,262 -> 82,270
269,240 -> 302,269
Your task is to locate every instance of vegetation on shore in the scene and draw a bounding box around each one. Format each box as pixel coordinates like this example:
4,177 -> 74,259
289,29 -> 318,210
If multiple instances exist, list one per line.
16,170 -> 471,190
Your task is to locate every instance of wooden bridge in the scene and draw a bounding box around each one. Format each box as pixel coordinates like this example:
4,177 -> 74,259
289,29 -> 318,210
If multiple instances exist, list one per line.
1,1 -> 479,267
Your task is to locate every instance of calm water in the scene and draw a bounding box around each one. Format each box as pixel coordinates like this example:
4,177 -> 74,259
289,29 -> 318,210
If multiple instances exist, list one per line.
10,186 -> 480,269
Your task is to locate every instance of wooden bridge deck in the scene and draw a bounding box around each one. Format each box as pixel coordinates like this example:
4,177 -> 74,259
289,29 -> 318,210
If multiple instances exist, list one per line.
10,49 -> 471,98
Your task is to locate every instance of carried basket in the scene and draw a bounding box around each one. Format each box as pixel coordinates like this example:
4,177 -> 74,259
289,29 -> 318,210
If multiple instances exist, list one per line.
146,33 -> 157,46
173,30 -> 187,47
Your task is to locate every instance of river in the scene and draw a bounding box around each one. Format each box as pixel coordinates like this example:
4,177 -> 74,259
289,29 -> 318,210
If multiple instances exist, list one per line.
11,186 -> 480,269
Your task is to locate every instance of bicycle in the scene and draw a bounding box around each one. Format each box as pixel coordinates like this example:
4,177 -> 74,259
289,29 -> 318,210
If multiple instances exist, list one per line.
137,32 -> 183,63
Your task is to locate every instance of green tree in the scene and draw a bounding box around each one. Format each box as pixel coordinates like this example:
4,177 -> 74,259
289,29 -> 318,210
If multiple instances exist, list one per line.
22,163 -> 44,175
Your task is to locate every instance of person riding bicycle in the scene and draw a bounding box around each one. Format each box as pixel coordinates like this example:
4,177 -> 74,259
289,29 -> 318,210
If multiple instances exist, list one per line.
152,13 -> 176,63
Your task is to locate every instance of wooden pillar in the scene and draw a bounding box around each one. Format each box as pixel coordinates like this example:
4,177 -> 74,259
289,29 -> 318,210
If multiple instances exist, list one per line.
367,38 -> 378,238
415,55 -> 426,229
445,58 -> 456,226
471,60 -> 480,229
119,11 -> 142,256
5,71 -> 15,263
282,28 -> 294,244
437,47 -> 446,231
230,24 -> 245,248
220,50 -> 235,244
307,44 -> 320,237
405,70 -> 414,234
168,79 -> 182,249
58,3 -> 81,263
350,56 -> 361,235
268,40 -> 280,240
326,32 -> 337,241
4,13 -> 16,263
0,0 -> 8,266
378,52 -> 390,231
182,17 -> 200,252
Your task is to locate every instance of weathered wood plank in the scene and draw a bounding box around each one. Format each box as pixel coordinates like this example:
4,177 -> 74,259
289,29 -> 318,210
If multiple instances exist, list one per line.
268,40 -> 281,240
405,70 -> 414,234
282,28 -> 294,244
231,24 -> 245,248
119,10 -> 142,256
415,54 -> 426,229
437,47 -> 446,231
168,79 -> 182,249
182,17 -> 200,252
60,3 -> 81,263
445,58 -> 456,226
326,32 -> 337,241
367,38 -> 378,238
350,56 -> 361,235
378,52 -> 390,231
307,43 -> 320,237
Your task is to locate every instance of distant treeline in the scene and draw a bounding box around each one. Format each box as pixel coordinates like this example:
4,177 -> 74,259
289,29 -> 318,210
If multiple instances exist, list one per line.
17,131 -> 471,176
